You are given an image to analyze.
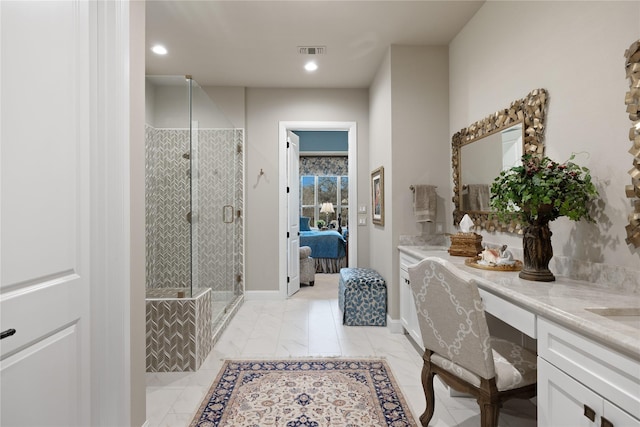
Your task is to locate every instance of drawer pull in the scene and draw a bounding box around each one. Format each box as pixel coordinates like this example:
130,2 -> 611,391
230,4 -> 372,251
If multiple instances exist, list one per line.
1,328 -> 16,340
601,416 -> 613,427
584,404 -> 596,422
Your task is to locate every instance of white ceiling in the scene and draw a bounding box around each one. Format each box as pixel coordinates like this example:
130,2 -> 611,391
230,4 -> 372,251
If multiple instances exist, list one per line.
145,1 -> 485,88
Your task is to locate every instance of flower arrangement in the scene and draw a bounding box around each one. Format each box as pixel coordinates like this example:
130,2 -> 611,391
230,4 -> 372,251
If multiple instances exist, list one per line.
490,153 -> 599,224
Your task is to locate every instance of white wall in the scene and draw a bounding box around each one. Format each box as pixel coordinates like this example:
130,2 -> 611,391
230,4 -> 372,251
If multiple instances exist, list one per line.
147,83 -> 236,129
390,45 -> 450,318
450,1 -> 640,272
145,78 -> 156,126
368,46 -> 450,319
390,45 -> 450,237
369,49 -> 393,290
245,88 -> 369,292
202,86 -> 246,129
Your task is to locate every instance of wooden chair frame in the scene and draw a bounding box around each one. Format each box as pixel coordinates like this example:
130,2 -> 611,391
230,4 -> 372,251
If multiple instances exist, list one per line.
419,349 -> 537,427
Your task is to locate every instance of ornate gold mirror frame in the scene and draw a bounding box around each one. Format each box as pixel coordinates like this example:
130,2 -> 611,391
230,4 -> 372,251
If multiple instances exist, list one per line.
624,40 -> 640,247
452,88 -> 549,233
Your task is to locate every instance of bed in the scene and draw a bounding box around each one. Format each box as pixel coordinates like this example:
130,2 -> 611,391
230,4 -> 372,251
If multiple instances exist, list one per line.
299,217 -> 347,273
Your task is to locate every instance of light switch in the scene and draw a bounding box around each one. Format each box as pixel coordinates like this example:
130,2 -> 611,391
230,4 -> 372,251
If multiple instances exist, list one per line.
358,216 -> 367,226
358,204 -> 367,213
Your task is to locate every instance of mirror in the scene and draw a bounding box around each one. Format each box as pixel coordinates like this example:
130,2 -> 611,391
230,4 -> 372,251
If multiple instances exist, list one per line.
452,88 -> 549,232
460,123 -> 523,212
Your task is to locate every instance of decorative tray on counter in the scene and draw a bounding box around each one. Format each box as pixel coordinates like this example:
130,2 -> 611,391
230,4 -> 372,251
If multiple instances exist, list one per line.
464,256 -> 523,272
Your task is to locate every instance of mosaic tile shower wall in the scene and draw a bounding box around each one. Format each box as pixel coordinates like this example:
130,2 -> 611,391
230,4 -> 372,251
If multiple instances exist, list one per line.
145,125 -> 244,296
145,125 -> 244,372
145,125 -> 191,290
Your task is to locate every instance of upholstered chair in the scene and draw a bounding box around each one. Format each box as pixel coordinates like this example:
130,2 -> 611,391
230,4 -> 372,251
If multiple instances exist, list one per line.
408,257 -> 537,427
299,246 -> 315,286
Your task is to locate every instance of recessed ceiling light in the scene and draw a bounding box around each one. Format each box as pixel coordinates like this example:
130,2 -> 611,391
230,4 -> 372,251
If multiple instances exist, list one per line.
304,61 -> 318,72
151,44 -> 168,55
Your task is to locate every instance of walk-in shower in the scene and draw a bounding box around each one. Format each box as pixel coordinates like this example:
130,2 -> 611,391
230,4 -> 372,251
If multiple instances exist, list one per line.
145,75 -> 244,372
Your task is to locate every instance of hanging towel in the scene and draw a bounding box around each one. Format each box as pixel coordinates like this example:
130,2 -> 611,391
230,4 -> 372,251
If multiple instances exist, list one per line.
413,185 -> 437,223
468,184 -> 491,211
477,185 -> 491,211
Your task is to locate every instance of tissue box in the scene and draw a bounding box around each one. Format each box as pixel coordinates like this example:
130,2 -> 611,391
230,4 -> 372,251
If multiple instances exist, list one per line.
448,232 -> 483,257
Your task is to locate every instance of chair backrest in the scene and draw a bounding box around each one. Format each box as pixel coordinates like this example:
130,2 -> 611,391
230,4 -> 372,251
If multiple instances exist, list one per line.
408,257 -> 495,380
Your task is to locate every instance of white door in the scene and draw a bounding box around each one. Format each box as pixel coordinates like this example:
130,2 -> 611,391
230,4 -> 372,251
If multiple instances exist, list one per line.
287,131 -> 301,297
1,2 -> 91,425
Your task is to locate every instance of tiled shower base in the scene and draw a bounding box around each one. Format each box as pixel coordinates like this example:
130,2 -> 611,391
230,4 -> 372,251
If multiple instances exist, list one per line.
146,288 -> 244,372
146,288 -> 212,372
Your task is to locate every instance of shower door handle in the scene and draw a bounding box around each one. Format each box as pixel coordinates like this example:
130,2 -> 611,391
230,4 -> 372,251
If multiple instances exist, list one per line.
223,205 -> 234,223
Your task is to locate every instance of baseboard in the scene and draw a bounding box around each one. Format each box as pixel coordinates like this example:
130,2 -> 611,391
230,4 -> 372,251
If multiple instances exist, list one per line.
244,290 -> 283,300
387,316 -> 403,334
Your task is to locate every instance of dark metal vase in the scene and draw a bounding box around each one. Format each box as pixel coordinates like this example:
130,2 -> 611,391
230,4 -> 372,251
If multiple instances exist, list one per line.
520,211 -> 556,282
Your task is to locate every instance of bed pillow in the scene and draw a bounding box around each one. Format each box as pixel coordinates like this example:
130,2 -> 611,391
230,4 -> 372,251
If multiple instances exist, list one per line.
300,217 -> 311,231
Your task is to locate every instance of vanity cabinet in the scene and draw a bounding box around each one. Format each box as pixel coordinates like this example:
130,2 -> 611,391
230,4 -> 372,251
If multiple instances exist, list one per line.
397,247 -> 640,427
399,252 -> 423,348
538,318 -> 640,426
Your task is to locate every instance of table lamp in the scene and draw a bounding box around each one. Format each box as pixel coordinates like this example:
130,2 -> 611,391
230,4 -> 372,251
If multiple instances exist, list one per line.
320,202 -> 334,227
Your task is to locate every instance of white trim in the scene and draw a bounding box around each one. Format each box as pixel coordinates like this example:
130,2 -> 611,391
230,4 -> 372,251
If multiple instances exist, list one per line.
91,1 -> 132,424
300,151 -> 348,157
387,316 -> 404,334
279,121 -> 358,300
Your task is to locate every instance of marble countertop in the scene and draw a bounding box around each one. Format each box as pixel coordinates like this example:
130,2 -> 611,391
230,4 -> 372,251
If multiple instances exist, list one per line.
398,245 -> 640,361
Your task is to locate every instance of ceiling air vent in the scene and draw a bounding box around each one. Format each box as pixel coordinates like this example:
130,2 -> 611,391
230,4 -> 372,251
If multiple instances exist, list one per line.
298,46 -> 326,55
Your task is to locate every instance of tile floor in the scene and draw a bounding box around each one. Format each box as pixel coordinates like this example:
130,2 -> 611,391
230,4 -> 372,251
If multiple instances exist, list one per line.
146,274 -> 537,426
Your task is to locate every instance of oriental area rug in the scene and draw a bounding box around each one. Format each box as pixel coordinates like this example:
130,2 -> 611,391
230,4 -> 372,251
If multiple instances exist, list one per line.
189,358 -> 418,427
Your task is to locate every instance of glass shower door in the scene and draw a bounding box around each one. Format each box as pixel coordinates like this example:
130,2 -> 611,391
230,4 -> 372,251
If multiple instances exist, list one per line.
189,79 -> 243,327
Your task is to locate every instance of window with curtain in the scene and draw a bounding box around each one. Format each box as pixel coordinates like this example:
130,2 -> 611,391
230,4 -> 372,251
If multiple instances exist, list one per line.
301,175 -> 348,228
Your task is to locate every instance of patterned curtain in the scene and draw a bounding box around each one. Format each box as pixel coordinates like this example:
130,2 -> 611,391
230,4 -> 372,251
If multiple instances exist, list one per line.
300,156 -> 348,176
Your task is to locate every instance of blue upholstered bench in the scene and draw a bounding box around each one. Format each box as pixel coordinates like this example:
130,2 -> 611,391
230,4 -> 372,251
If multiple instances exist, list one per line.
338,268 -> 387,326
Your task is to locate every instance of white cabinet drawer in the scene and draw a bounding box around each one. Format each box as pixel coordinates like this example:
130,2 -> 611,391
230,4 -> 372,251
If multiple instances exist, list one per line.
538,317 -> 640,420
400,252 -> 421,272
538,358 -> 640,426
478,288 -> 536,338
538,357 -> 601,427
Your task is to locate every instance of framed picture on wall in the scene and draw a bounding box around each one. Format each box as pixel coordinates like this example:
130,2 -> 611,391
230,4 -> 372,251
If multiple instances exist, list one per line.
371,166 -> 384,226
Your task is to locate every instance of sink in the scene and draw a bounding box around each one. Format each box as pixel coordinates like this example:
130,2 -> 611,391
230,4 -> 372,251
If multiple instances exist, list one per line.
585,307 -> 640,329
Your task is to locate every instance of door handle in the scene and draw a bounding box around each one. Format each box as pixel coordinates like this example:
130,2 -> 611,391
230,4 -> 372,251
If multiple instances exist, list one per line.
1,329 -> 16,340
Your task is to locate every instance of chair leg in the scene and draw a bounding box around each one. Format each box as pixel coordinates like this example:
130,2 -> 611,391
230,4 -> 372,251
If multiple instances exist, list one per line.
479,401 -> 500,427
419,356 -> 436,427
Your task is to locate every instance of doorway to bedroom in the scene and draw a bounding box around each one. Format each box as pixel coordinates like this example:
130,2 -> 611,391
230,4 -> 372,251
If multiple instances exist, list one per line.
278,121 -> 358,298
298,130 -> 349,270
